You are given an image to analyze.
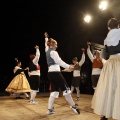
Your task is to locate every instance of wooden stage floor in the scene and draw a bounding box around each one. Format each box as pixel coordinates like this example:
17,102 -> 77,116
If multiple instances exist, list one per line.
0,93 -> 113,120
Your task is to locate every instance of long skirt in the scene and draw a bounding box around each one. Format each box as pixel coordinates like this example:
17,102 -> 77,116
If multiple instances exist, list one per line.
6,73 -> 31,93
91,55 -> 120,120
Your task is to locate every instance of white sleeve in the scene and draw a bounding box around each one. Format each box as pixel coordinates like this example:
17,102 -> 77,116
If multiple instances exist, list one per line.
62,68 -> 73,72
87,47 -> 94,62
28,71 -> 30,77
13,66 -> 20,73
45,38 -> 49,52
104,29 -> 120,46
13,68 -> 17,74
50,51 -> 70,69
33,48 -> 40,65
79,53 -> 85,66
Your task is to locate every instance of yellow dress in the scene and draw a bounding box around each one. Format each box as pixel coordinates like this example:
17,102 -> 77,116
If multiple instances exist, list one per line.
6,68 -> 31,93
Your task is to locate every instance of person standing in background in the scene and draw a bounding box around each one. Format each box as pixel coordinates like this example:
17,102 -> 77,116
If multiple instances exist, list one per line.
62,48 -> 85,101
87,42 -> 106,91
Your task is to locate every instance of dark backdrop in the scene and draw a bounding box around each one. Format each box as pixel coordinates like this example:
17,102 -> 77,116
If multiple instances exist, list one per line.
0,0 -> 120,94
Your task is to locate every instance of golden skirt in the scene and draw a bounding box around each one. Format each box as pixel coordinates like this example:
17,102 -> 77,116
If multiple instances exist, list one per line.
6,73 -> 31,93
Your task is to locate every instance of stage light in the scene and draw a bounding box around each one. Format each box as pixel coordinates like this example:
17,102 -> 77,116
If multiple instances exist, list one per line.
99,0 -> 108,11
84,15 -> 91,23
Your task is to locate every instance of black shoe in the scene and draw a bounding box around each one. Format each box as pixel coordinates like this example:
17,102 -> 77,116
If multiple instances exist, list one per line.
100,116 -> 107,120
70,105 -> 80,114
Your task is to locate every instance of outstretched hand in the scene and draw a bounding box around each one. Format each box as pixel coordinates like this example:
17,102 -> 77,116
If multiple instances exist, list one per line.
87,41 -> 91,46
69,65 -> 74,70
81,48 -> 85,52
35,45 -> 39,49
24,67 -> 29,70
44,32 -> 49,38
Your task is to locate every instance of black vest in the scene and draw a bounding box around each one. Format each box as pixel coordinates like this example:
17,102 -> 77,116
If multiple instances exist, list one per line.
29,60 -> 40,72
105,40 -> 120,55
46,48 -> 56,67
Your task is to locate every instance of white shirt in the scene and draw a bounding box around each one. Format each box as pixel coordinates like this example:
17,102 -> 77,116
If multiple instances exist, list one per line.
48,50 -> 70,72
104,28 -> 120,46
73,53 -> 85,77
13,66 -> 22,74
45,37 -> 49,52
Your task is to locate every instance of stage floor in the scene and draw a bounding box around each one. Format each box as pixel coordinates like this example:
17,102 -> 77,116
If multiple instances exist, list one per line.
0,93 -> 113,120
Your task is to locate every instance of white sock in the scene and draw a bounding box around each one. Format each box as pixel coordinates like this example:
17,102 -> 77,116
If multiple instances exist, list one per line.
48,96 -> 55,110
23,93 -> 29,97
65,94 -> 75,106
30,91 -> 37,101
30,91 -> 33,100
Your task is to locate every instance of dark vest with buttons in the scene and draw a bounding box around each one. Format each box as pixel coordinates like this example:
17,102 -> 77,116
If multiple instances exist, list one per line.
46,48 -> 56,67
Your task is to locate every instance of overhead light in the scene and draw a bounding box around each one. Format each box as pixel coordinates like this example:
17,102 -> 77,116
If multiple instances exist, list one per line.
84,15 -> 91,23
99,0 -> 108,11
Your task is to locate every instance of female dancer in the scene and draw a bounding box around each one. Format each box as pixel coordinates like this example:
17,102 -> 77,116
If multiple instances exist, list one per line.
6,58 -> 31,99
91,18 -> 120,120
